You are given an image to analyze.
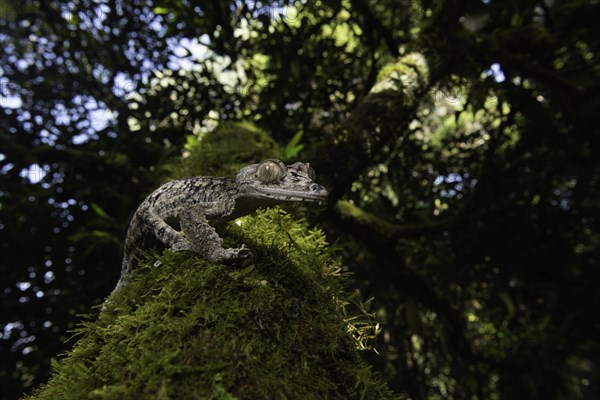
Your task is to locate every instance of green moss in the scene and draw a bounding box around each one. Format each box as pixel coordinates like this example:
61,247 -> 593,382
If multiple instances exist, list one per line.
27,209 -> 399,400
335,200 -> 399,239
171,122 -> 279,179
374,53 -> 429,100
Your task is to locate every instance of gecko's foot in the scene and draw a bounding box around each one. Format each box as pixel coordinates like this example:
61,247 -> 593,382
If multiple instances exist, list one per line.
220,245 -> 253,266
171,240 -> 194,253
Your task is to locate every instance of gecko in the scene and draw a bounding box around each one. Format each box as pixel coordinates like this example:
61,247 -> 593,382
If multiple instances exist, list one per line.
112,159 -> 328,293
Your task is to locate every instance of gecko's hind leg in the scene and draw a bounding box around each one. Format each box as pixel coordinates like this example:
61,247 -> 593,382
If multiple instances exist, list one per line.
108,209 -> 193,299
179,208 -> 252,264
141,208 -> 194,253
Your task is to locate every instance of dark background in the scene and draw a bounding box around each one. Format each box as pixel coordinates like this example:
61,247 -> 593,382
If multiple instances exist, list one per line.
1,1 -> 599,399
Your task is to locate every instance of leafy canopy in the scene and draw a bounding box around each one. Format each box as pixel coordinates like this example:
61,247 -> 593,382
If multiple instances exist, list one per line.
1,0 -> 599,399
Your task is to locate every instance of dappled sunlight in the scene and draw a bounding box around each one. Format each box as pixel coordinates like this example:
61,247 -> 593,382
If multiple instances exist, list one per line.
1,0 -> 599,399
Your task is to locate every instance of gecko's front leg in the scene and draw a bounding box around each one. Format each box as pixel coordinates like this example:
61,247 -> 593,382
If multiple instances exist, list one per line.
179,207 -> 252,264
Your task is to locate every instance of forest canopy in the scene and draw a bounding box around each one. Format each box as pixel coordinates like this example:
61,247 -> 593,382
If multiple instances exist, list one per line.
1,0 -> 599,399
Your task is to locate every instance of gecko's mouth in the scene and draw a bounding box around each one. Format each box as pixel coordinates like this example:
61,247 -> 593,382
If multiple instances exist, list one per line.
256,187 -> 329,203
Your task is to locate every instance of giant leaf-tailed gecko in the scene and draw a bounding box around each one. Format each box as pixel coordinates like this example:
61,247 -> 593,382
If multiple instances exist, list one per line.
113,159 -> 328,292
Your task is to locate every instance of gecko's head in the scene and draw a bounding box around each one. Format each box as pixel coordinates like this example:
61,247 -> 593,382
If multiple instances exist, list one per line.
236,159 -> 328,203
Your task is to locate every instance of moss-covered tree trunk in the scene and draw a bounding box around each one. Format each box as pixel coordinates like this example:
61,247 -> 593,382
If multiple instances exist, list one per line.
26,209 -> 398,400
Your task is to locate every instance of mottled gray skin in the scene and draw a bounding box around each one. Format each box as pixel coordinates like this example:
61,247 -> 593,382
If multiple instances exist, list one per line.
113,159 -> 328,293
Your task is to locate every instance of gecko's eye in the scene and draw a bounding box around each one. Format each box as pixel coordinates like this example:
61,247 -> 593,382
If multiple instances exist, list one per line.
257,160 -> 286,183
306,165 -> 316,181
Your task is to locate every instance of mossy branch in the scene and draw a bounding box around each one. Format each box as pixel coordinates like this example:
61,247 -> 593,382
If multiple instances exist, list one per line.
333,200 -> 458,243
27,209 -> 400,400
310,54 -> 432,203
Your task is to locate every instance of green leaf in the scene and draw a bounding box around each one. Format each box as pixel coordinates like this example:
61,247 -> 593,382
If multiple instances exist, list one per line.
283,130 -> 304,159
91,230 -> 113,238
90,202 -> 110,219
153,7 -> 171,15
498,292 -> 516,320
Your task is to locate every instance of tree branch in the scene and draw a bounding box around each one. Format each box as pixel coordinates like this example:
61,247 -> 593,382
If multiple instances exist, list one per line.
333,200 -> 459,242
310,54 -> 435,204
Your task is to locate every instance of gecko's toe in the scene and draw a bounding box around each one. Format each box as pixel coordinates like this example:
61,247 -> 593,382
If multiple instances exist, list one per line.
221,246 -> 253,266
238,247 -> 253,261
171,241 -> 193,253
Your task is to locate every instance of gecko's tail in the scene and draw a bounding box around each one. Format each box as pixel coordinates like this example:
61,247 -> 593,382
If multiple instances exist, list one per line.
112,212 -> 144,293
100,254 -> 131,312
113,252 -> 133,293
102,215 -> 141,311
